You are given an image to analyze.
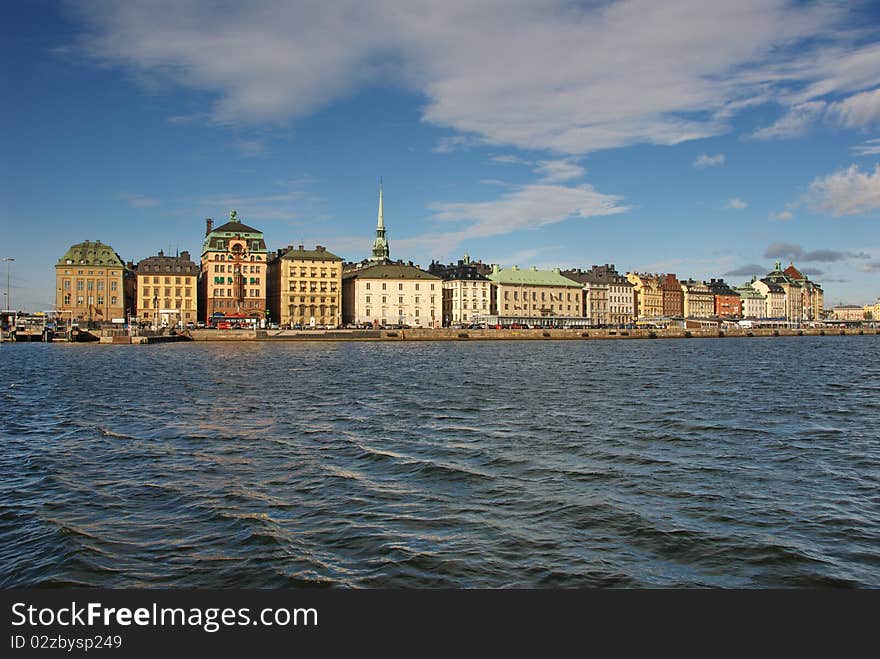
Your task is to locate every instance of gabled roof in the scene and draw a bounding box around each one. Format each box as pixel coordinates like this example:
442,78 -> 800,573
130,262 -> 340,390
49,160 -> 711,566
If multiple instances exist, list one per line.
783,264 -> 804,280
343,262 -> 440,280
57,240 -> 125,268
490,266 -> 582,287
278,246 -> 343,262
211,220 -> 263,235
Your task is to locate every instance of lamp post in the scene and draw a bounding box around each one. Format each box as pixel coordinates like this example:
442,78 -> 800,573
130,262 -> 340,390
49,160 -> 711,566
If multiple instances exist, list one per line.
2,257 -> 14,332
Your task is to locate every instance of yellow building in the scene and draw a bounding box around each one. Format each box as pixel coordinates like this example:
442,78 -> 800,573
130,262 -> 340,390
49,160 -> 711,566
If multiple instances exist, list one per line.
55,240 -> 130,325
626,272 -> 663,320
489,265 -> 583,319
267,245 -> 343,328
135,250 -> 199,327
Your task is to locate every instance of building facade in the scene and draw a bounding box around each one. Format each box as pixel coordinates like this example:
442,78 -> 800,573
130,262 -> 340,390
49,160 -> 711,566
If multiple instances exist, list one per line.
680,279 -> 714,318
706,278 -> 742,318
749,277 -> 786,319
783,263 -> 824,322
489,265 -> 584,320
135,250 -> 199,327
626,272 -> 663,320
428,255 -> 492,326
267,245 -> 343,328
55,240 -> 131,325
342,262 -> 441,327
735,284 -> 767,319
198,211 -> 269,325
661,273 -> 684,318
832,305 -> 866,321
762,261 -> 803,323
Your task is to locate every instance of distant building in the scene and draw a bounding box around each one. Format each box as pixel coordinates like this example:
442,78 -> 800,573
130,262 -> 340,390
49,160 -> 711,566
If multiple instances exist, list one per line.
749,277 -> 786,319
706,278 -> 742,318
267,245 -> 343,328
680,279 -> 714,318
198,211 -> 269,325
55,240 -> 131,325
342,185 -> 441,327
626,272 -> 663,320
135,250 -> 199,327
864,298 -> 880,320
735,284 -> 767,319
489,265 -> 583,321
661,273 -> 684,318
762,261 -> 803,322
561,264 -> 634,327
832,305 -> 865,321
783,263 -> 824,322
428,255 -> 491,326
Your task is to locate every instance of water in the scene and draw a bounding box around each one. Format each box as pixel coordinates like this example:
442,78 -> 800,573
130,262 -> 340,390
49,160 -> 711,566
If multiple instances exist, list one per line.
1,337 -> 878,588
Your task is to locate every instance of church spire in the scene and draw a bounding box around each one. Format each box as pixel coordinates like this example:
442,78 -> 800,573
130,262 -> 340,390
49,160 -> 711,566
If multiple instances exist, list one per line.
370,178 -> 390,262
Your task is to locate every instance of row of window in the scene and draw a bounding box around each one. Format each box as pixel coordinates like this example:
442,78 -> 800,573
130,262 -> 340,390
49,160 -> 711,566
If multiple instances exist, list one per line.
212,277 -> 261,285
142,287 -> 193,298
364,309 -> 436,318
291,269 -> 338,278
212,242 -> 263,253
140,299 -> 193,310
503,290 -> 573,302
62,279 -> 118,292
366,296 -> 436,305
289,284 -> 338,292
212,300 -> 263,309
61,295 -> 118,306
213,264 -> 261,273
364,282 -> 435,291
214,289 -> 261,298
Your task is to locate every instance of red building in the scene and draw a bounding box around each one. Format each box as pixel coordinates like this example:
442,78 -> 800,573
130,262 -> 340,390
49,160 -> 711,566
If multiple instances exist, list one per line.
661,273 -> 684,317
706,278 -> 742,317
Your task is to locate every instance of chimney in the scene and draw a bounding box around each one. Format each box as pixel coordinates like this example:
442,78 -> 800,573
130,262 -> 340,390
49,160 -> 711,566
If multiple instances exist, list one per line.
299,244 -> 304,251
316,245 -> 325,252
206,218 -> 213,236
180,250 -> 189,261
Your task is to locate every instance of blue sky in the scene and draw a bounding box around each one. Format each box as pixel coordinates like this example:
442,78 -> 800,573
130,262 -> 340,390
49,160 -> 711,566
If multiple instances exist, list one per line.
2,0 -> 879,311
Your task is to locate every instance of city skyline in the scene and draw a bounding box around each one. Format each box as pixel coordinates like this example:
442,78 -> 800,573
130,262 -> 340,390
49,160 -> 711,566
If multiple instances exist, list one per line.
3,1 -> 880,311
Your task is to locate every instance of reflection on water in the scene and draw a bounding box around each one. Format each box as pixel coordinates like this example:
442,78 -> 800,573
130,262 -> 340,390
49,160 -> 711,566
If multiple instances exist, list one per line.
1,337 -> 878,587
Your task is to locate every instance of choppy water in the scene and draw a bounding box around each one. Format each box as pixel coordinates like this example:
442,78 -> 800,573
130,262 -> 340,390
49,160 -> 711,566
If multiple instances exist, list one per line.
1,337 -> 878,588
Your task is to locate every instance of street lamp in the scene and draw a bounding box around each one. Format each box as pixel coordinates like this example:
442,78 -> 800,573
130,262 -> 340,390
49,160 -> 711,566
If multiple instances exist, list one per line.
2,257 -> 14,331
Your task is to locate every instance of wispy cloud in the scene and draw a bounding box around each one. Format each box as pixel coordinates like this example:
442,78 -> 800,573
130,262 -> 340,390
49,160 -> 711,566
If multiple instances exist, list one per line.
807,163 -> 880,217
118,192 -> 160,208
534,159 -> 585,183
692,153 -> 725,168
232,138 -> 267,157
749,101 -> 826,140
491,154 -> 532,166
69,1 -> 880,154
827,88 -> 880,128
860,261 -> 880,273
851,138 -> 880,156
769,209 -> 794,221
726,197 -> 747,209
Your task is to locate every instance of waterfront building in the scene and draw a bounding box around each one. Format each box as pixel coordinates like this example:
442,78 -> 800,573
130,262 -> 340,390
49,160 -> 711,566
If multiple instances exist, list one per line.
341,184 -> 441,327
749,277 -> 786,319
267,245 -> 343,328
783,263 -> 824,322
560,264 -> 634,327
626,272 -> 663,320
661,273 -> 684,318
680,279 -> 714,318
342,262 -> 441,327
706,278 -> 742,318
864,298 -> 880,320
135,250 -> 199,327
428,255 -> 492,326
762,261 -> 803,323
489,265 -> 584,320
55,240 -> 132,325
735,284 -> 767,319
832,305 -> 866,321
198,211 -> 269,325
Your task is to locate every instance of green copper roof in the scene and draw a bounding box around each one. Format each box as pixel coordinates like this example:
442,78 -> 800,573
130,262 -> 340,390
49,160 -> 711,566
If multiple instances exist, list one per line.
489,266 -> 582,287
343,262 -> 440,280
735,285 -> 766,299
57,240 -> 125,268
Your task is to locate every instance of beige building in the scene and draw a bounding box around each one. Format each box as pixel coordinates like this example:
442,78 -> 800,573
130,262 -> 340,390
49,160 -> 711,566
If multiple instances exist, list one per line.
750,278 -> 786,319
864,299 -> 880,320
135,250 -> 199,327
342,262 -> 441,327
680,279 -> 714,318
489,265 -> 583,319
427,256 -> 491,326
55,240 -> 130,325
832,305 -> 866,321
199,210 -> 269,325
267,245 -> 343,328
561,265 -> 634,326
626,272 -> 663,320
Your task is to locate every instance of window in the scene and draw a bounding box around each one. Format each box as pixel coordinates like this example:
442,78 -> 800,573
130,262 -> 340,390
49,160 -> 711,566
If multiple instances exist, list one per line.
365,282 -> 371,290
398,283 -> 403,290
63,280 -> 70,291
111,281 -> 117,291
63,294 -> 70,305
87,280 -> 94,291
382,283 -> 387,290
415,283 -> 420,291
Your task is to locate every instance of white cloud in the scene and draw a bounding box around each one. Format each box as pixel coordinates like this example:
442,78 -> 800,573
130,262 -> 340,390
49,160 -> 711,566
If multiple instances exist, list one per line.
68,1 -> 880,155
828,88 -> 880,128
118,192 -> 160,208
491,154 -> 532,165
692,153 -> 725,168
769,210 -> 794,221
807,164 -> 880,217
851,138 -> 880,156
726,197 -> 747,209
750,101 -> 826,140
533,159 -> 585,183
232,138 -> 267,157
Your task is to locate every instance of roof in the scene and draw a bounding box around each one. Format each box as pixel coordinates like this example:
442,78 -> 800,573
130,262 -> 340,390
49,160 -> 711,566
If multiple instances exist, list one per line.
343,262 -> 440,280
57,240 -> 125,268
211,220 -> 263,235
757,278 -> 785,293
735,285 -> 766,299
279,246 -> 342,262
136,251 -> 199,275
783,264 -> 804,280
561,265 -> 633,287
490,266 -> 582,287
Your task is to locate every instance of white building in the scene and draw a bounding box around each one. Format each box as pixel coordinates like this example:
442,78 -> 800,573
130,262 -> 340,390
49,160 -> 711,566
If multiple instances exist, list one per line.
342,263 -> 441,327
